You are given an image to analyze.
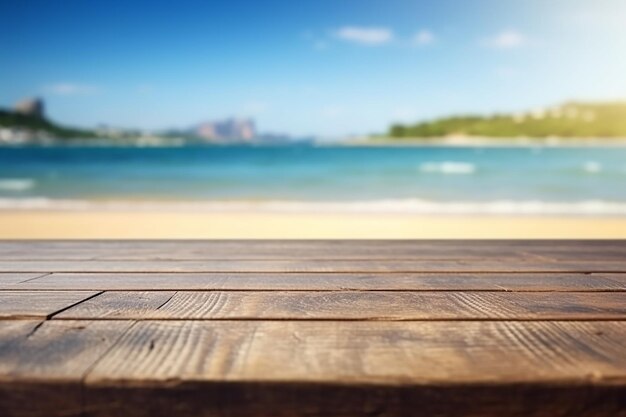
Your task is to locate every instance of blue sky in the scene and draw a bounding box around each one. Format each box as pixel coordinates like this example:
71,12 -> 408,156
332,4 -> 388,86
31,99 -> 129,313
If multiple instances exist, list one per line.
2,0 -> 626,136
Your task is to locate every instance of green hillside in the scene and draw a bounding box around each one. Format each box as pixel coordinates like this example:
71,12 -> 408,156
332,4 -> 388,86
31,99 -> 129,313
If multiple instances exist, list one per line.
387,102 -> 626,139
0,109 -> 97,139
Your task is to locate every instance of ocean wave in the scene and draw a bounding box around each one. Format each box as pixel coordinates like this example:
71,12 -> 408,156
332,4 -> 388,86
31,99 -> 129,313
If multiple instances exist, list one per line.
2,198 -> 626,215
419,161 -> 476,174
0,178 -> 36,192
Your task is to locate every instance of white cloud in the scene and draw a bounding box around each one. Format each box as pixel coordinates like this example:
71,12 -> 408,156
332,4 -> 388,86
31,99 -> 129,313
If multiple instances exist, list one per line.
413,30 -> 435,46
483,30 -> 527,49
45,83 -> 100,95
335,26 -> 393,46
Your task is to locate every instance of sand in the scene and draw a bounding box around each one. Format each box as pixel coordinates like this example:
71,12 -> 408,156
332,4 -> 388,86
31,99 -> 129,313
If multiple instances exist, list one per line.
0,210 -> 625,239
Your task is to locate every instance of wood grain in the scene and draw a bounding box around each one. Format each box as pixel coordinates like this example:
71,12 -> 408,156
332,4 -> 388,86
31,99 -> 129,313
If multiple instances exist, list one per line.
11,272 -> 626,291
0,241 -> 624,267
0,291 -> 100,319
56,291 -> 176,320
0,245 -> 532,261
86,320 -> 626,384
1,258 -> 625,273
0,321 -> 83,417
594,273 -> 626,286
0,320 -> 133,417
56,291 -> 626,320
0,240 -> 625,416
0,320 -> 132,380
0,320 -> 41,351
0,273 -> 46,287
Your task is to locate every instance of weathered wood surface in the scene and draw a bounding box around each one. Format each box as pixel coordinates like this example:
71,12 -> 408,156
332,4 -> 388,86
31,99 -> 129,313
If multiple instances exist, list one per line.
0,320 -> 133,417
7,272 -> 626,291
86,320 -> 626,383
0,290 -> 100,319
0,239 -> 624,257
0,273 -> 48,288
0,240 -> 625,417
2,258 -> 626,272
56,290 -> 626,320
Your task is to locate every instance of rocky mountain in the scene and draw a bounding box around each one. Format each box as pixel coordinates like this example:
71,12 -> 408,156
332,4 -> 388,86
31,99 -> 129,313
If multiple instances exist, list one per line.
193,118 -> 256,142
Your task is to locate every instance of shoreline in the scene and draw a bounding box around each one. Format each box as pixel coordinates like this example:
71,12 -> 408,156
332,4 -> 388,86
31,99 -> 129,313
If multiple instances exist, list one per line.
1,210 -> 625,239
2,198 -> 626,216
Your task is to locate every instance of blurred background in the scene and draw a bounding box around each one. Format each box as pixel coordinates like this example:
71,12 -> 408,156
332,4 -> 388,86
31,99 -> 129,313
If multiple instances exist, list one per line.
1,0 -> 626,238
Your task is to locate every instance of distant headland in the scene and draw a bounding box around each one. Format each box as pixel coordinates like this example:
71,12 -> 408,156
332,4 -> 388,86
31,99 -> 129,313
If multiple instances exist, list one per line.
373,102 -> 626,144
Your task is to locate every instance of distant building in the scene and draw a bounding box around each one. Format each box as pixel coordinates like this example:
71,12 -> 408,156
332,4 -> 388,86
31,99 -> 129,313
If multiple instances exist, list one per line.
194,118 -> 256,142
14,98 -> 45,119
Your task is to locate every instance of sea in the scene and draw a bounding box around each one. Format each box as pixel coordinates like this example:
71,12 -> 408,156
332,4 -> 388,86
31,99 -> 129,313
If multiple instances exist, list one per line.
1,144 -> 625,215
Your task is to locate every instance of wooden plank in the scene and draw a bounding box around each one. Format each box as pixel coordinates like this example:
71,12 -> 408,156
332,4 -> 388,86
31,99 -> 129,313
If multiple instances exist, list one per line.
0,320 -> 40,348
56,291 -> 626,320
0,320 -> 133,417
523,249 -> 626,262
0,245 -> 548,260
0,237 -> 615,271
1,240 -> 624,261
1,259 -> 625,272
0,320 -> 133,380
0,246 -> 529,261
0,322 -> 81,417
86,321 -> 626,383
83,321 -> 626,416
0,291 -> 100,319
55,291 -> 175,320
12,272 -> 626,291
0,273 -> 46,287
594,273 -> 626,286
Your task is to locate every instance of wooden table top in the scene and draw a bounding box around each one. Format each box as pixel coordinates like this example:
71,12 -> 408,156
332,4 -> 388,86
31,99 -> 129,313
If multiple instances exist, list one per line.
0,240 -> 625,417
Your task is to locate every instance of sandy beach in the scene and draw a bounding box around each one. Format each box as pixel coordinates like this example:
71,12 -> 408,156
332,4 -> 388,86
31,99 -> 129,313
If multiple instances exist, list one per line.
1,210 -> 625,239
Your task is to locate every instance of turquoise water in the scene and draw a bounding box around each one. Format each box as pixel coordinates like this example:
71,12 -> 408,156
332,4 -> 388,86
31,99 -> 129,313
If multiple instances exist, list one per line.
1,145 -> 625,214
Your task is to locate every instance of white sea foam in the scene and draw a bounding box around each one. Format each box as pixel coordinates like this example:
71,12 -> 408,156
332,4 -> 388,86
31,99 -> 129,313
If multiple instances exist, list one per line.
419,161 -> 476,174
2,198 -> 626,215
583,161 -> 602,173
0,179 -> 36,192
